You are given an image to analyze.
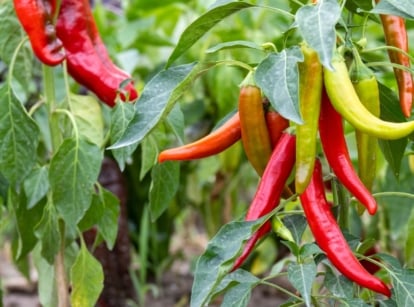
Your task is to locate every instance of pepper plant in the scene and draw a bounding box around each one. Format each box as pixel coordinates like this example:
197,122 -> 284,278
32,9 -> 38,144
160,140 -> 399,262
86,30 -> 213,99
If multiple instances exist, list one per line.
2,0 -> 414,306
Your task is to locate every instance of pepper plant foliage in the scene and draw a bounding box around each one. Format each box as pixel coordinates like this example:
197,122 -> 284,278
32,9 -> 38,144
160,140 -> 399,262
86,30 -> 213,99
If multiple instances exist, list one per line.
1,0 -> 414,306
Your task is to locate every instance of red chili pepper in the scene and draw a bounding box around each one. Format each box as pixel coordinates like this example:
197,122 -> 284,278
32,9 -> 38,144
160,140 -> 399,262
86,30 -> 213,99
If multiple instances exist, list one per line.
265,111 -> 289,148
376,1 -> 413,117
319,88 -> 377,215
13,0 -> 65,66
300,159 -> 391,297
158,112 -> 241,162
232,133 -> 296,271
56,0 -> 138,106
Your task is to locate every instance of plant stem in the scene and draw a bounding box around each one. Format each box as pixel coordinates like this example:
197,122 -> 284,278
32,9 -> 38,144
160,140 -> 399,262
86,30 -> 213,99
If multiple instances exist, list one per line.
43,65 -> 69,306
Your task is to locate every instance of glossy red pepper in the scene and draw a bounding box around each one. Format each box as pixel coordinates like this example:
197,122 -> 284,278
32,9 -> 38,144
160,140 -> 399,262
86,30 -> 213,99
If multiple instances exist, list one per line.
300,159 -> 391,297
265,111 -> 289,148
319,88 -> 377,215
158,112 -> 241,162
56,0 -> 138,106
376,0 -> 413,117
13,0 -> 65,66
232,133 -> 296,271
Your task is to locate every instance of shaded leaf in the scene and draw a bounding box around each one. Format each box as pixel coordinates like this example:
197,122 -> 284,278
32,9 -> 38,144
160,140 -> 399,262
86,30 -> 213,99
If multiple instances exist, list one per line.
324,266 -> 354,298
0,84 -> 39,185
389,267 -> 414,306
96,188 -> 120,250
149,161 -> 179,221
255,47 -> 303,123
296,0 -> 341,70
166,2 -> 255,67
221,282 -> 253,307
23,166 -> 49,209
283,214 -> 307,244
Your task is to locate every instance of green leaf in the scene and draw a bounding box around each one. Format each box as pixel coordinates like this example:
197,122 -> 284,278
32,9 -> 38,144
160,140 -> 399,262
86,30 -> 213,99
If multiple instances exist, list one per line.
371,0 -> 414,20
69,94 -> 105,147
0,3 -> 33,88
324,266 -> 354,298
345,0 -> 373,13
49,138 -> 103,226
212,269 -> 260,297
379,299 -> 398,307
77,193 -> 105,232
33,244 -> 58,307
0,84 -> 39,185
221,283 -> 253,307
295,0 -> 341,70
190,220 -> 261,307
378,83 -> 408,178
34,203 -> 61,264
405,209 -> 414,266
287,261 -> 317,307
139,135 -> 158,180
338,299 -> 371,307
96,188 -> 120,250
283,214 -> 307,244
166,103 -> 185,144
206,40 -> 263,54
149,161 -> 180,221
166,1 -> 255,67
389,267 -> 414,306
110,102 -> 138,171
110,62 -> 215,149
70,243 -> 104,307
23,166 -> 49,209
255,47 -> 303,124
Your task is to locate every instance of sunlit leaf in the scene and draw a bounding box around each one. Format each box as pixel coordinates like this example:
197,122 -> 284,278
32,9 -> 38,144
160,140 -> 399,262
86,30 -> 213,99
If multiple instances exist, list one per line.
371,0 -> 414,19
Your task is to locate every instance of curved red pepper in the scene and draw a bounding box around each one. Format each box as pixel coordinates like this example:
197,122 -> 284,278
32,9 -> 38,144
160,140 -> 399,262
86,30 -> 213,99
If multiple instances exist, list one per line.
232,133 -> 296,271
300,159 -> 391,297
265,111 -> 289,148
56,0 -> 138,106
319,88 -> 377,215
13,0 -> 65,66
158,112 -> 241,162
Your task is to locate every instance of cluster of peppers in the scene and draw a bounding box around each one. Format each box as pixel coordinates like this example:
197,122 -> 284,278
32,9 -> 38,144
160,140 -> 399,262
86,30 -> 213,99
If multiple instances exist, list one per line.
13,0 -> 138,106
157,32 -> 414,297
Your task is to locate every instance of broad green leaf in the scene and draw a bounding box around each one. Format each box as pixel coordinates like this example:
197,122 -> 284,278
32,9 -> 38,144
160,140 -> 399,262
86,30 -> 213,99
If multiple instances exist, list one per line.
338,299 -> 370,307
255,47 -> 303,123
0,84 -> 39,185
49,138 -> 103,226
295,0 -> 341,70
389,267 -> 414,306
139,135 -> 158,180
283,214 -> 307,244
0,3 -> 33,88
371,0 -> 414,20
77,193 -> 105,232
287,261 -> 317,307
34,203 -> 61,264
212,269 -> 260,297
69,94 -> 104,147
12,189 -> 44,260
324,267 -> 354,298
23,166 -> 49,209
96,188 -> 120,250
300,243 -> 322,258
345,0 -> 373,13
166,103 -> 185,144
190,220 -> 261,307
378,83 -> 408,178
206,40 -> 262,54
70,243 -> 104,307
379,299 -> 398,307
33,244 -> 58,307
110,62 -> 216,149
166,2 -> 255,67
405,209 -> 414,266
221,283 -> 253,307
110,102 -> 137,171
149,161 -> 180,221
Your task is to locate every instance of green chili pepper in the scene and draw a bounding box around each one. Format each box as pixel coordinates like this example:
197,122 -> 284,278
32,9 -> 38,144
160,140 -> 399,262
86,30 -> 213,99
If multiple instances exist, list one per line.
295,43 -> 323,194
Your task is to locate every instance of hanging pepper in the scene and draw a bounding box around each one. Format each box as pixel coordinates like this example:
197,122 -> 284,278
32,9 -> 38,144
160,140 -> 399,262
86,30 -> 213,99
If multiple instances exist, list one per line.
349,50 -> 380,213
376,0 -> 413,117
56,0 -> 138,106
295,43 -> 323,194
232,133 -> 296,271
265,110 -> 289,148
13,0 -> 65,66
158,112 -> 241,162
300,159 -> 391,297
324,56 -> 414,140
319,87 -> 378,215
238,76 -> 273,176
